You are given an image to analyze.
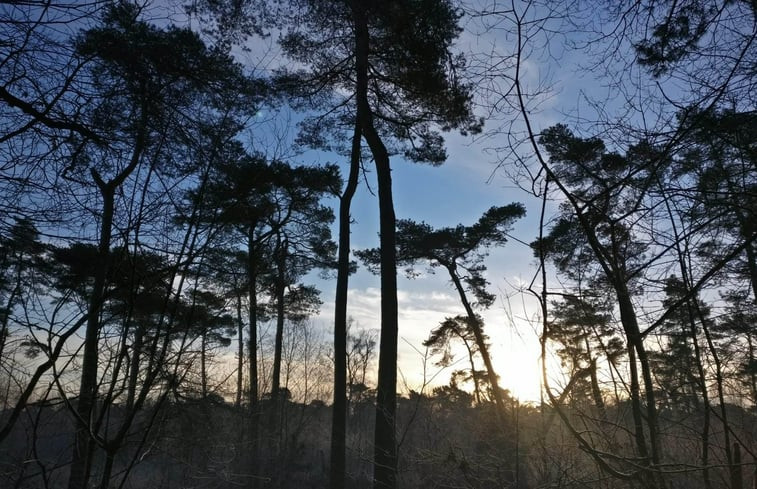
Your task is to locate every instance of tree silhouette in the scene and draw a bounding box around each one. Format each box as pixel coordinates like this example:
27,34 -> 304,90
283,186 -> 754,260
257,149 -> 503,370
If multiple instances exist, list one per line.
424,316 -> 487,405
60,5 -> 255,487
276,2 -> 480,487
358,204 -> 524,418
0,218 -> 45,363
547,295 -> 623,415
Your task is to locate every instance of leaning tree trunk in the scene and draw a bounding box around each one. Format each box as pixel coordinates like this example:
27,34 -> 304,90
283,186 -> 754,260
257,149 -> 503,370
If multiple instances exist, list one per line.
447,266 -> 507,418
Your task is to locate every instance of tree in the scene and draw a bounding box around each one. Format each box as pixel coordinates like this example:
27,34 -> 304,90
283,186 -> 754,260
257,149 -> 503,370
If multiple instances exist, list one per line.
200,155 -> 337,377
620,0 -> 755,108
199,149 -> 273,415
0,217 -> 49,435
677,109 -> 757,300
181,289 -> 236,400
345,320 -> 377,406
261,162 -> 339,401
50,243 -> 192,489
277,2 -> 480,487
0,2 -> 102,164
545,295 -> 623,414
358,204 -> 525,418
532,127 -> 682,486
58,5 -> 255,487
524,116 -> 757,487
424,316 -> 487,405
330,119 -> 362,489
195,149 -> 338,482
718,291 -> 757,406
0,219 -> 45,363
650,276 -> 707,411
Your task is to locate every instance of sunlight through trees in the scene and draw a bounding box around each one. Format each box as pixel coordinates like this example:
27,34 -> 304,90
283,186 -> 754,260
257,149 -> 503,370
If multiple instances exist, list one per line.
1,1 -> 755,488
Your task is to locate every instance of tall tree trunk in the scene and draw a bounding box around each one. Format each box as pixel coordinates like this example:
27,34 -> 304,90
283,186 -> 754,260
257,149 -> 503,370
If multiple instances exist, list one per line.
687,303 -> 712,489
617,286 -> 664,488
748,336 -> 757,406
330,119 -> 361,489
247,228 -> 260,485
696,300 -> 736,488
272,237 -> 286,399
98,449 -> 116,489
353,6 -> 399,488
744,239 -> 757,303
368,118 -> 399,489
733,192 -> 757,303
67,96 -> 147,489
662,177 -> 712,488
270,235 -> 287,477
625,343 -> 649,461
68,185 -> 115,489
0,256 -> 23,362
732,442 -> 743,489
588,358 -> 606,417
235,292 -> 244,409
125,326 -> 144,413
201,331 -> 208,399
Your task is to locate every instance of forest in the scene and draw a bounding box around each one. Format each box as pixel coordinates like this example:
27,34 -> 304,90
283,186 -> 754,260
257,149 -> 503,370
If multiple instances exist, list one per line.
0,0 -> 755,488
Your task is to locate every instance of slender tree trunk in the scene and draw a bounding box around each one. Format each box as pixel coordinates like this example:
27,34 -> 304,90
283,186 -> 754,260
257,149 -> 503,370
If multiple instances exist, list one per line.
733,195 -> 757,303
626,343 -> 649,460
461,339 -> 481,405
68,186 -> 115,489
125,326 -> 144,412
248,230 -> 259,406
744,240 -> 757,303
247,228 -> 260,485
617,287 -> 666,489
732,442 -> 743,489
0,257 -> 23,362
696,300 -> 736,487
368,121 -> 399,489
235,292 -> 244,409
201,331 -> 208,399
330,119 -> 361,489
270,236 -> 287,480
98,449 -> 116,489
661,176 -> 712,488
588,358 -> 606,417
748,336 -> 757,406
687,303 -> 712,489
272,237 -> 286,399
353,6 -> 399,488
68,95 -> 147,489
